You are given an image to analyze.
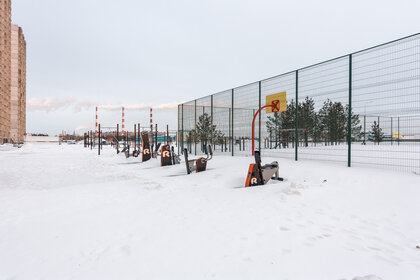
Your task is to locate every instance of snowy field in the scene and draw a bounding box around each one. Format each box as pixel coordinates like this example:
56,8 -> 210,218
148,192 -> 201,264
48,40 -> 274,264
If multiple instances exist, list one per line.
1,143 -> 420,280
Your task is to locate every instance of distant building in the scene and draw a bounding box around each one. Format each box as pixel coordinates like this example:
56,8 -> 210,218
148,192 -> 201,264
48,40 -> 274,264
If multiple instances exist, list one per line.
25,135 -> 59,143
0,0 -> 11,143
10,24 -> 26,143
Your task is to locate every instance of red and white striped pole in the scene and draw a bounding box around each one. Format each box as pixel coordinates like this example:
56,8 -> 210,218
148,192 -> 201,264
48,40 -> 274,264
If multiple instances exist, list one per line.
150,108 -> 153,127
150,108 -> 153,132
95,106 -> 98,135
122,106 -> 125,134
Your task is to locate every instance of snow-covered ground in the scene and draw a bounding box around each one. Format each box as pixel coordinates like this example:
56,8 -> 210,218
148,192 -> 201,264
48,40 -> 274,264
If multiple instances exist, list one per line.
1,143 -> 419,280
210,140 -> 420,174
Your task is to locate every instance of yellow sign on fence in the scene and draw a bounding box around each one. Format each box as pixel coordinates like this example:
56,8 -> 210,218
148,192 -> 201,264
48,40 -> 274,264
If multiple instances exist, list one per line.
392,132 -> 402,138
266,92 -> 287,113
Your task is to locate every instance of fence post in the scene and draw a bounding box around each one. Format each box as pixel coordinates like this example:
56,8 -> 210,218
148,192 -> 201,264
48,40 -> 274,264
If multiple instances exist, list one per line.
177,105 -> 180,154
259,81 -> 262,152
228,108 -> 231,152
211,95 -> 213,147
181,104 -> 184,153
98,124 -> 101,155
202,106 -> 205,152
295,70 -> 298,161
194,100 -> 197,155
134,124 -> 137,151
391,117 -> 393,146
348,54 -> 352,167
232,89 -> 234,156
363,115 -> 366,145
378,116 -> 380,145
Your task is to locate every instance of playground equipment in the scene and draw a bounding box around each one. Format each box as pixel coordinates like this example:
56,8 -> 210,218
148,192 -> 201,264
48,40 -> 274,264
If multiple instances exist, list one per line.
150,124 -> 160,159
141,131 -> 151,162
132,124 -> 140,157
245,92 -> 286,187
160,125 -> 181,166
184,145 -> 212,174
245,151 -> 283,187
151,142 -> 161,159
123,132 -> 131,158
251,92 -> 286,155
160,144 -> 181,166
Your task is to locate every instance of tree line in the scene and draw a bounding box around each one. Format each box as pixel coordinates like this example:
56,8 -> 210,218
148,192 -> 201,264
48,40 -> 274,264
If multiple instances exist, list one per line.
185,97 -> 385,148
266,97 -> 384,145
266,97 -> 362,146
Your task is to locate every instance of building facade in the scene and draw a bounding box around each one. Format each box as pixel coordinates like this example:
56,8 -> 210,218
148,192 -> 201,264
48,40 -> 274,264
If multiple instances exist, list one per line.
0,0 -> 11,143
0,0 -> 26,144
10,24 -> 26,142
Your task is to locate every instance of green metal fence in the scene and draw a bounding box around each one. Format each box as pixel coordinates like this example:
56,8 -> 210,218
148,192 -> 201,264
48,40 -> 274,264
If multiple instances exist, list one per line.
178,33 -> 420,174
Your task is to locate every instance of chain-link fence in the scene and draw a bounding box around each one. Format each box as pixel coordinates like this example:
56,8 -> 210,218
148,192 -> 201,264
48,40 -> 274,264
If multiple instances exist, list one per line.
178,33 -> 420,174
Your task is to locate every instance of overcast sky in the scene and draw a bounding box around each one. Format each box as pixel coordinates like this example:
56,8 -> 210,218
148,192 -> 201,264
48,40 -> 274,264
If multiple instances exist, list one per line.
12,0 -> 420,135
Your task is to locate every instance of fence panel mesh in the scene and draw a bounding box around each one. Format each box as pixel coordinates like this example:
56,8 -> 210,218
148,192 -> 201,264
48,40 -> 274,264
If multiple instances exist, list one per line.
196,96 -> 212,155
260,72 -> 296,160
182,101 -> 195,155
298,57 -> 350,163
178,33 -> 420,174
352,35 -> 420,172
213,90 -> 232,154
233,83 -> 259,155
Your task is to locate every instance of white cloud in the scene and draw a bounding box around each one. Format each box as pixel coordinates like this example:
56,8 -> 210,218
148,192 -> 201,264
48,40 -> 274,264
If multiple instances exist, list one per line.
98,102 -> 181,111
27,97 -> 77,112
28,97 -> 181,112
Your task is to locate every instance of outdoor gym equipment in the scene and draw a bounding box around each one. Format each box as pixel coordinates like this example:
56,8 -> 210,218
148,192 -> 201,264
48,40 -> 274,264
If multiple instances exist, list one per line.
160,125 -> 181,166
171,146 -> 181,165
123,132 -> 131,158
132,123 -> 141,157
122,142 -> 130,158
160,144 -> 181,166
251,92 -> 286,155
245,92 -> 286,187
183,145 -> 212,174
141,131 -> 151,162
151,142 -> 161,159
245,151 -> 283,187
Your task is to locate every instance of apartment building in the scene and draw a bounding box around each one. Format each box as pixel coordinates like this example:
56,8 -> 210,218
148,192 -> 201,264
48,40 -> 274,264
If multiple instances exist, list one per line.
0,0 -> 11,143
0,0 -> 26,144
10,24 -> 26,142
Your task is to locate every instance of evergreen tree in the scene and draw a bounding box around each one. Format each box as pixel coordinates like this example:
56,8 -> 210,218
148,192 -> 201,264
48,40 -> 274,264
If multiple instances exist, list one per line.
266,111 -> 281,148
195,113 -> 222,145
318,99 -> 347,145
332,102 -> 347,144
369,121 -> 384,144
345,105 -> 362,142
213,130 -> 225,145
318,100 -> 332,145
298,97 -> 316,146
266,100 -> 296,147
266,112 -> 282,134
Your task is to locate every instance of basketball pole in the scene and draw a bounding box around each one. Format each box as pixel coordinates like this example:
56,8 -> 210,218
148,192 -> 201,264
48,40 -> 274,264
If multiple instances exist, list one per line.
251,104 -> 275,156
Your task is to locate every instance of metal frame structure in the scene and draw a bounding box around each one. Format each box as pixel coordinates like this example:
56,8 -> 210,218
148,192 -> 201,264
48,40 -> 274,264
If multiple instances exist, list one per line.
178,33 -> 420,174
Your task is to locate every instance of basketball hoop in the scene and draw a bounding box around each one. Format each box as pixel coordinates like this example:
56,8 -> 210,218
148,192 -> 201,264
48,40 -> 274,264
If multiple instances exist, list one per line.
271,100 -> 280,112
251,91 -> 287,155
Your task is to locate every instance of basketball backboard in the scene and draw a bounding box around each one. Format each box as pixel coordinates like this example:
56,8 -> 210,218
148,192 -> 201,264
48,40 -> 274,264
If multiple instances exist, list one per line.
265,91 -> 287,113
